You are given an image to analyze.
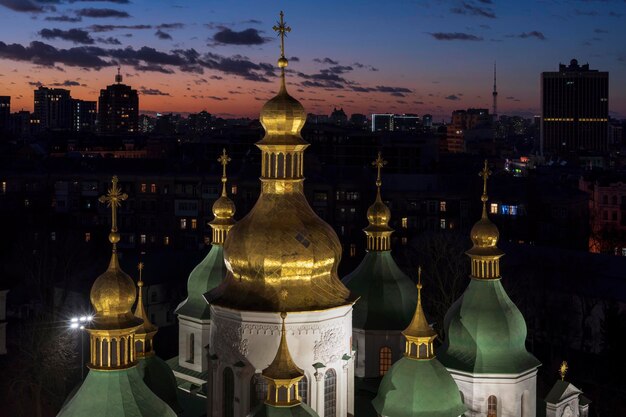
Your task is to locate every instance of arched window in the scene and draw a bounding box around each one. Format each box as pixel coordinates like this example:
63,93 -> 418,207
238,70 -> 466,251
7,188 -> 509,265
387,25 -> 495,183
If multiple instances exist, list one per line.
324,369 -> 337,417
487,395 -> 497,417
187,333 -> 195,363
135,339 -> 144,355
379,347 -> 392,375
249,374 -> 267,411
298,375 -> 308,404
223,367 -> 234,417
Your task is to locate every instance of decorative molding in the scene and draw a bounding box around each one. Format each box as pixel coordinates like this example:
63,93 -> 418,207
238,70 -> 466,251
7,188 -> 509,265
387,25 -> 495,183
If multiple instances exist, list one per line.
314,326 -> 345,363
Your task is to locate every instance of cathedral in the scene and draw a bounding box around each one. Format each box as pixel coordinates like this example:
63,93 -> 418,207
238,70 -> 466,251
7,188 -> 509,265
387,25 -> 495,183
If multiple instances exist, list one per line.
58,11 -> 591,417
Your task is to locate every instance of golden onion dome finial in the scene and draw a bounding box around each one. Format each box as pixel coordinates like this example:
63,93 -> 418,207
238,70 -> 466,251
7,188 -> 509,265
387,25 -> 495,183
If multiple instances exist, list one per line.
364,151 -> 393,251
559,361 -> 568,381
273,11 -> 291,70
134,261 -> 157,357
210,148 -> 236,245
467,160 -> 504,279
98,175 -> 128,252
403,266 -> 437,359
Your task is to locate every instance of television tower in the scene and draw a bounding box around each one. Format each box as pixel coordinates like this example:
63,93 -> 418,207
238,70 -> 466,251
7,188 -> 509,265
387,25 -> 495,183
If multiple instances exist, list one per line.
492,62 -> 498,121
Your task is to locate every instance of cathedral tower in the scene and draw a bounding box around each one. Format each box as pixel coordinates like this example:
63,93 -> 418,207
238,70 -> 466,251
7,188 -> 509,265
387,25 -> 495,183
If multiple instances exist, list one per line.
206,12 -> 354,417
438,161 -> 540,417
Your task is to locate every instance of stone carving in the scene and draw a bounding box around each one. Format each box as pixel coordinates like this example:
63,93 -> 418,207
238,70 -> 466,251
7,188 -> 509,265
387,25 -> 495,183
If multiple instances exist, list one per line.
213,318 -> 248,364
314,326 -> 345,363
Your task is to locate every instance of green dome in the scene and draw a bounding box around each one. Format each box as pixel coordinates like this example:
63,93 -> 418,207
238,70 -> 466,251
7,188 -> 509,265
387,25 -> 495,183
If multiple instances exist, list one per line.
372,357 -> 467,417
342,251 -> 417,330
139,355 -> 183,415
175,245 -> 226,319
251,402 -> 319,417
438,278 -> 540,374
57,367 -> 177,417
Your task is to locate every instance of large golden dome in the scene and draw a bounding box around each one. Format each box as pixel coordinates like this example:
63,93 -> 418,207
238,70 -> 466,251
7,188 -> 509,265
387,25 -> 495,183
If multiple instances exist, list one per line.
210,13 -> 351,312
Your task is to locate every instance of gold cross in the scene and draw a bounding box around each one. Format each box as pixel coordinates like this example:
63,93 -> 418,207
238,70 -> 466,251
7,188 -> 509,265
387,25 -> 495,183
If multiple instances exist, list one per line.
479,159 -> 492,197
98,176 -> 128,233
217,148 -> 231,196
372,151 -> 387,188
559,361 -> 568,381
272,11 -> 291,58
137,262 -> 144,286
417,266 -> 423,304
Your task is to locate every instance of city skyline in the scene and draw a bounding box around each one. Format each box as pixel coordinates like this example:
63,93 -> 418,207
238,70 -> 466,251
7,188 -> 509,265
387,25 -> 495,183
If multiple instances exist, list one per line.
0,0 -> 626,120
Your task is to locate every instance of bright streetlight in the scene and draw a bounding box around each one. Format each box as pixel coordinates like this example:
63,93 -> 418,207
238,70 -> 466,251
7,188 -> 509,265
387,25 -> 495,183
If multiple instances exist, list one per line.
69,315 -> 93,380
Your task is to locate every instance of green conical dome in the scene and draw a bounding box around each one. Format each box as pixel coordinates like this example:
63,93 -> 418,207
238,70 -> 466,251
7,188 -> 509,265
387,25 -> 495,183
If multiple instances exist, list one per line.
372,357 -> 466,417
139,355 -> 183,415
438,278 -> 540,374
57,367 -> 177,417
343,251 -> 416,330
175,245 -> 226,319
250,403 -> 319,417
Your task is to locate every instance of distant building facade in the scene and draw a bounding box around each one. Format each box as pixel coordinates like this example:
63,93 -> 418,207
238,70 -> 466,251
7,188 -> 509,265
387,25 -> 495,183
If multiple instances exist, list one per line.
71,99 -> 97,132
541,59 -> 609,155
446,108 -> 492,153
98,71 -> 139,135
33,87 -> 73,131
0,96 -> 9,133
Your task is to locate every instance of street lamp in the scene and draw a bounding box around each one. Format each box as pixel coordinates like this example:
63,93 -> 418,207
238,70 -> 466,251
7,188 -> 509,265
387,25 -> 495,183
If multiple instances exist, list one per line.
69,315 -> 92,380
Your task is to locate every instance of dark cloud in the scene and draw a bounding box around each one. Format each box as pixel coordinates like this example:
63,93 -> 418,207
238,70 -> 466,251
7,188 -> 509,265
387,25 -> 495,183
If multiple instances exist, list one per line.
414,101 -> 424,104
208,96 -> 228,101
242,19 -> 261,24
134,64 -> 174,73
0,0 -> 47,12
45,15 -> 82,22
39,28 -> 94,44
445,94 -> 461,100
313,57 -> 339,65
594,28 -> 609,34
210,75 -> 223,80
429,32 -> 483,41
451,1 -> 496,18
89,24 -> 151,32
289,56 -> 300,62
609,11 -> 622,17
574,9 -> 598,16
155,30 -> 172,40
514,31 -> 546,40
139,87 -> 170,96
97,36 -> 121,45
76,8 -> 130,18
212,27 -> 268,45
51,79 -> 80,86
156,23 -> 184,30
28,80 -> 43,87
0,40 -> 110,68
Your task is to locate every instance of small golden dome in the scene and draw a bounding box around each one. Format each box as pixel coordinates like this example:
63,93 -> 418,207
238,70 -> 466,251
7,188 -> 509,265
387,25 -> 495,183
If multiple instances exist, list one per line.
470,215 -> 499,248
259,80 -> 307,143
212,195 -> 236,219
90,253 -> 140,328
367,192 -> 391,227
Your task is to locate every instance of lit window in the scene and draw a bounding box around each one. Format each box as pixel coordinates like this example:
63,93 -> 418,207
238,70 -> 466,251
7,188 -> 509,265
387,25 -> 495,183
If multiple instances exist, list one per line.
1,181 -> 6,194
350,244 -> 356,257
490,203 -> 498,214
150,183 -> 157,193
401,217 -> 408,228
487,396 -> 497,417
141,183 -> 147,193
180,219 -> 187,230
191,219 -> 198,230
85,232 -> 91,242
379,347 -> 392,376
140,234 -> 146,244
231,185 -> 238,195
440,219 -> 446,229
440,201 -> 447,212
164,236 -> 170,246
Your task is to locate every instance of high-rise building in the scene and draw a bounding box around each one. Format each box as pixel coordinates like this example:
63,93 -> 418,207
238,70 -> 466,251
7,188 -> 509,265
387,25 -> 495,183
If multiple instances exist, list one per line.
0,96 -> 9,133
71,99 -> 97,132
541,59 -> 609,155
446,108 -> 491,153
98,69 -> 139,135
371,113 -> 420,132
33,87 -> 73,130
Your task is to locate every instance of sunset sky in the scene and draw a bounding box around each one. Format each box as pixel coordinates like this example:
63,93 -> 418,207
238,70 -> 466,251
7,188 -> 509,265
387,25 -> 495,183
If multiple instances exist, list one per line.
0,0 -> 625,120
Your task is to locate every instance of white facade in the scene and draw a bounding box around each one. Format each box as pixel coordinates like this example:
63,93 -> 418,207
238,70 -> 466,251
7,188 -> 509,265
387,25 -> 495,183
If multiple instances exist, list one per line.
545,382 -> 589,417
353,329 -> 404,378
448,368 -> 538,417
177,315 -> 211,376
209,304 -> 354,417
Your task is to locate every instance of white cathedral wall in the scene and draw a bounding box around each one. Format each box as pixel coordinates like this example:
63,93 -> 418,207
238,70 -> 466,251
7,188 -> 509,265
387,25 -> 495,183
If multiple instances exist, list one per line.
178,315 -> 211,374
353,329 -> 404,378
448,368 -> 538,417
210,304 -> 354,417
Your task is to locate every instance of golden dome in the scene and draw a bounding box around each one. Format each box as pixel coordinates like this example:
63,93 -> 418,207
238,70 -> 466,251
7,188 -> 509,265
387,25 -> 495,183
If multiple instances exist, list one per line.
403,267 -> 437,360
364,152 -> 393,251
212,195 -> 236,219
210,149 -> 236,245
470,215 -> 499,248
210,12 -> 351,312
